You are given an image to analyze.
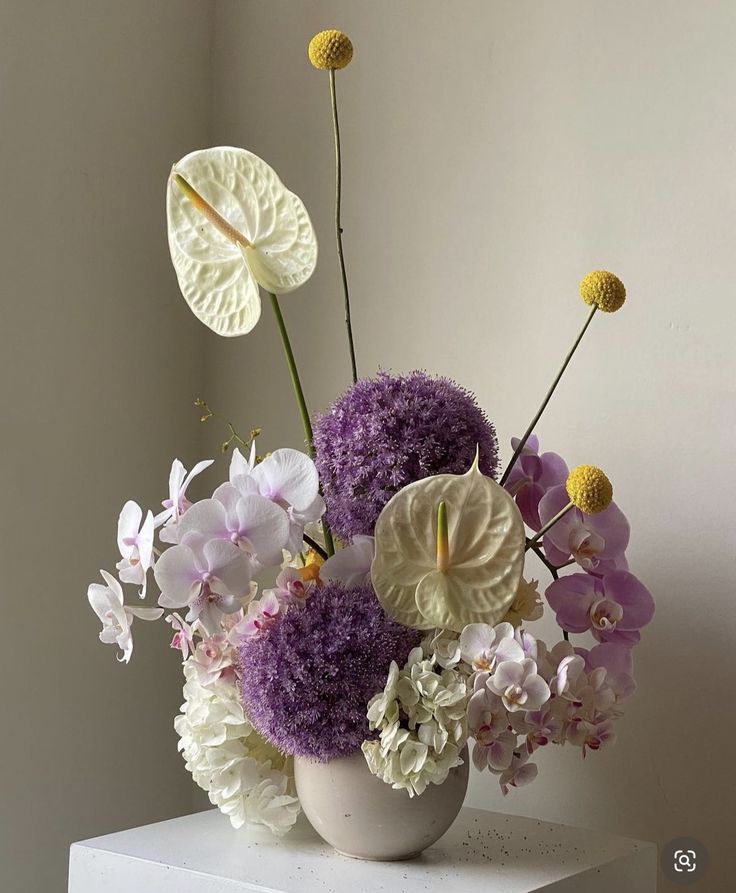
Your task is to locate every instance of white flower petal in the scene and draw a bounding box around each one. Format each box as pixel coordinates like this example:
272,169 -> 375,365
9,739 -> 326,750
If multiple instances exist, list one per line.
167,147 -> 317,337
250,449 -> 320,512
154,545 -> 199,608
117,501 -> 142,557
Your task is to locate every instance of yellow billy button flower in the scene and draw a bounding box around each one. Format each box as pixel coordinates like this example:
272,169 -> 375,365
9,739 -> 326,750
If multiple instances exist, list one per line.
167,147 -> 318,337
308,30 -> 353,70
579,270 -> 626,313
371,453 -> 526,632
566,465 -> 613,514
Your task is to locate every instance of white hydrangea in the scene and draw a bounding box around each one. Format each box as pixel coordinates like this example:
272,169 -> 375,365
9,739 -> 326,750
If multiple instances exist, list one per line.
175,659 -> 299,835
362,634 -> 470,797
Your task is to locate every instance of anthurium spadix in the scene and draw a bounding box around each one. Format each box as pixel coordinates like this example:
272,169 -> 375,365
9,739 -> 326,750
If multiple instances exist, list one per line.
166,147 -> 318,337
371,454 -> 526,632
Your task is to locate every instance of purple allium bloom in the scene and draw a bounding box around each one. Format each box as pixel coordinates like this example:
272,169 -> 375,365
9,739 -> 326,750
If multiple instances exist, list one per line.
313,371 -> 499,540
504,435 -> 568,531
545,571 -> 654,646
237,582 -> 421,762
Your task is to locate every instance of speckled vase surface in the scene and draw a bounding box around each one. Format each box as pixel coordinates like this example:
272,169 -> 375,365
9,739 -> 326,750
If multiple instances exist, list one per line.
293,746 -> 469,861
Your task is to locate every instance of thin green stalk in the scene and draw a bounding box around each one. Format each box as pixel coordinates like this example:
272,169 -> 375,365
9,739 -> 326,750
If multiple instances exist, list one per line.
500,304 -> 598,486
268,291 -> 335,556
526,502 -> 574,549
329,68 -> 358,383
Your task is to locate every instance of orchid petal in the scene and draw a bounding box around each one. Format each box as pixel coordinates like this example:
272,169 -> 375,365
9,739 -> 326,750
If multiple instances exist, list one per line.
154,545 -> 199,608
250,449 -> 320,512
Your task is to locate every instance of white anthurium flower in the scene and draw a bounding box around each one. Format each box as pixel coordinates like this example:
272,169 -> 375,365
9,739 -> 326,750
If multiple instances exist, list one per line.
87,570 -> 163,663
320,535 -> 375,586
371,454 -> 526,632
156,458 -> 214,544
177,495 -> 290,568
154,534 -> 254,632
116,501 -> 155,598
167,147 -> 318,337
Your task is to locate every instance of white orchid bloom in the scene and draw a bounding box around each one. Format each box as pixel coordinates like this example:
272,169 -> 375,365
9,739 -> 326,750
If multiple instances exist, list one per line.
459,622 -> 524,673
167,147 -> 318,337
156,458 -> 214,544
320,535 -> 375,587
231,448 -> 325,556
178,494 -> 290,568
87,570 -> 163,663
154,535 -> 254,633
371,454 -> 526,632
116,501 -> 155,598
487,659 -> 551,713
229,444 -> 257,481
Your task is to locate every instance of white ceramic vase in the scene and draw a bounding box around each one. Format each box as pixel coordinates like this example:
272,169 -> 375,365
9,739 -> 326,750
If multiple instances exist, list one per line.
293,746 -> 469,861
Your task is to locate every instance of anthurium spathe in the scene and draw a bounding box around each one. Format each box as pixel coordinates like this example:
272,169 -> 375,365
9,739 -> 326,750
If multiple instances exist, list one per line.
167,147 -> 318,337
371,455 -> 526,632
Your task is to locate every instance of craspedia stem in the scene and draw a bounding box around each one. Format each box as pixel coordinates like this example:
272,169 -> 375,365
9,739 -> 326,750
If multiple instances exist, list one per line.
500,304 -> 597,486
525,502 -> 574,549
329,68 -> 358,383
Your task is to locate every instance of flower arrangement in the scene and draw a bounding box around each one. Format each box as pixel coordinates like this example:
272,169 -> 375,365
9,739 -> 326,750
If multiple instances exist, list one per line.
87,29 -> 654,839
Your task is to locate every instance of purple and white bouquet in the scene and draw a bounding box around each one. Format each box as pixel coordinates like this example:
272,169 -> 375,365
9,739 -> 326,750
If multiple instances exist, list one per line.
87,30 -> 654,837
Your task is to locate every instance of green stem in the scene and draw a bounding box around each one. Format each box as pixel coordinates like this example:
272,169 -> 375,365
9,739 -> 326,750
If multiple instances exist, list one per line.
500,304 -> 598,486
526,502 -> 574,549
329,68 -> 358,384
267,291 -> 335,556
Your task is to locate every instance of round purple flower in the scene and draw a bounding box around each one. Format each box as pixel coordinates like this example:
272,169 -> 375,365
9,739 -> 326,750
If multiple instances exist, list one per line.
237,582 -> 420,762
313,371 -> 499,540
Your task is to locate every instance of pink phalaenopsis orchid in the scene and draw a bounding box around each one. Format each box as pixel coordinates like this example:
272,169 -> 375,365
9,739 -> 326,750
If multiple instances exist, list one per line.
266,567 -> 316,608
116,501 -> 155,598
504,435 -> 569,531
546,570 -> 654,645
87,570 -> 163,663
496,751 -> 538,795
166,612 -> 196,660
575,641 -> 636,698
178,491 -> 290,568
154,535 -> 253,633
539,484 -> 629,575
468,688 -> 517,771
240,449 -> 325,555
190,632 -> 235,685
156,458 -> 214,544
238,591 -> 282,638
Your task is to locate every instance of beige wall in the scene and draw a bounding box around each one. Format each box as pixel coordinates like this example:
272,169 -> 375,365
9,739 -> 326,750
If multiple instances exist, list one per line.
0,2 -> 213,890
208,2 -> 736,891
